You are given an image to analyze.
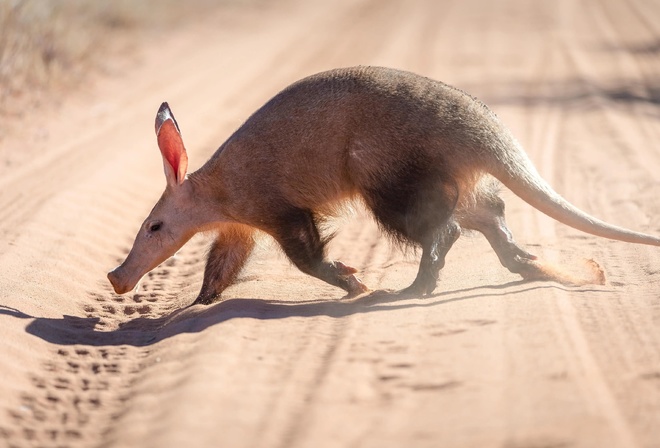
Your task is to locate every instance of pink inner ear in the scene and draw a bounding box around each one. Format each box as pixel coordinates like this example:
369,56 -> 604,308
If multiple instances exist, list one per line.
157,120 -> 186,181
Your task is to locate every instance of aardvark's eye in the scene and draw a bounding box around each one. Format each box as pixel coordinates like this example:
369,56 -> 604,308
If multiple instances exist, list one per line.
149,222 -> 162,232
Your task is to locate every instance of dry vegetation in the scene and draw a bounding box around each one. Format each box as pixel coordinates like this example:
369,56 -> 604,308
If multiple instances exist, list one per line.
0,0 -> 216,119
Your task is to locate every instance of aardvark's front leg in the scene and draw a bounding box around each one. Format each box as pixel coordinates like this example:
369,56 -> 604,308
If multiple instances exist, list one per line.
194,224 -> 255,305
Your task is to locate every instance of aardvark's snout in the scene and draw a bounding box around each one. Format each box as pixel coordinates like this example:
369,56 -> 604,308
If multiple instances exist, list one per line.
107,266 -> 134,295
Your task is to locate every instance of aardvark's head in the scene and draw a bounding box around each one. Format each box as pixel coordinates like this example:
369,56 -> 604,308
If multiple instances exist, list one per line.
108,103 -> 197,294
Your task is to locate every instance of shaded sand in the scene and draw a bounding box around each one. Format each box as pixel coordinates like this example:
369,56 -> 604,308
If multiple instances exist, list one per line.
1,0 -> 660,446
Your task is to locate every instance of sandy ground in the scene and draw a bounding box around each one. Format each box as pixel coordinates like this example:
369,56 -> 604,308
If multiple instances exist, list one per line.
1,0 -> 660,447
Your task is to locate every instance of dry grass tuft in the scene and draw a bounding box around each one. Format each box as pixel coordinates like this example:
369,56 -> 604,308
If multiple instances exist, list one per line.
0,0 -> 217,116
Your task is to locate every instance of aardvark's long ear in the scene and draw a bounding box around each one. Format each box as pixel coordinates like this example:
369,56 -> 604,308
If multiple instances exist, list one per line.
155,102 -> 188,187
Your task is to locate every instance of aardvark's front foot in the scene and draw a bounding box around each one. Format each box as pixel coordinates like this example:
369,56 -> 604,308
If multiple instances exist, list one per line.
192,290 -> 220,306
334,261 -> 370,296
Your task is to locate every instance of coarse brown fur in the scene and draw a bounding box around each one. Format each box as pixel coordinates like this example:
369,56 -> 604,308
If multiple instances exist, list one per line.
108,66 -> 660,304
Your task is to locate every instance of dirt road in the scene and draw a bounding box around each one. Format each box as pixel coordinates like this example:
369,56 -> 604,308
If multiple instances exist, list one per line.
1,0 -> 659,447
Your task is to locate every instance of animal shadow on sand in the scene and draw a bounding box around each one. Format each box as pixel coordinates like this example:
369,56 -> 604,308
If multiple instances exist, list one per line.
1,281 -> 605,348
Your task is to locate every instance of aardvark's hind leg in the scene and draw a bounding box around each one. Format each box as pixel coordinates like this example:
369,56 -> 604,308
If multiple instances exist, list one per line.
403,219 -> 461,295
364,176 -> 461,296
460,193 -> 542,279
461,191 -> 605,285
